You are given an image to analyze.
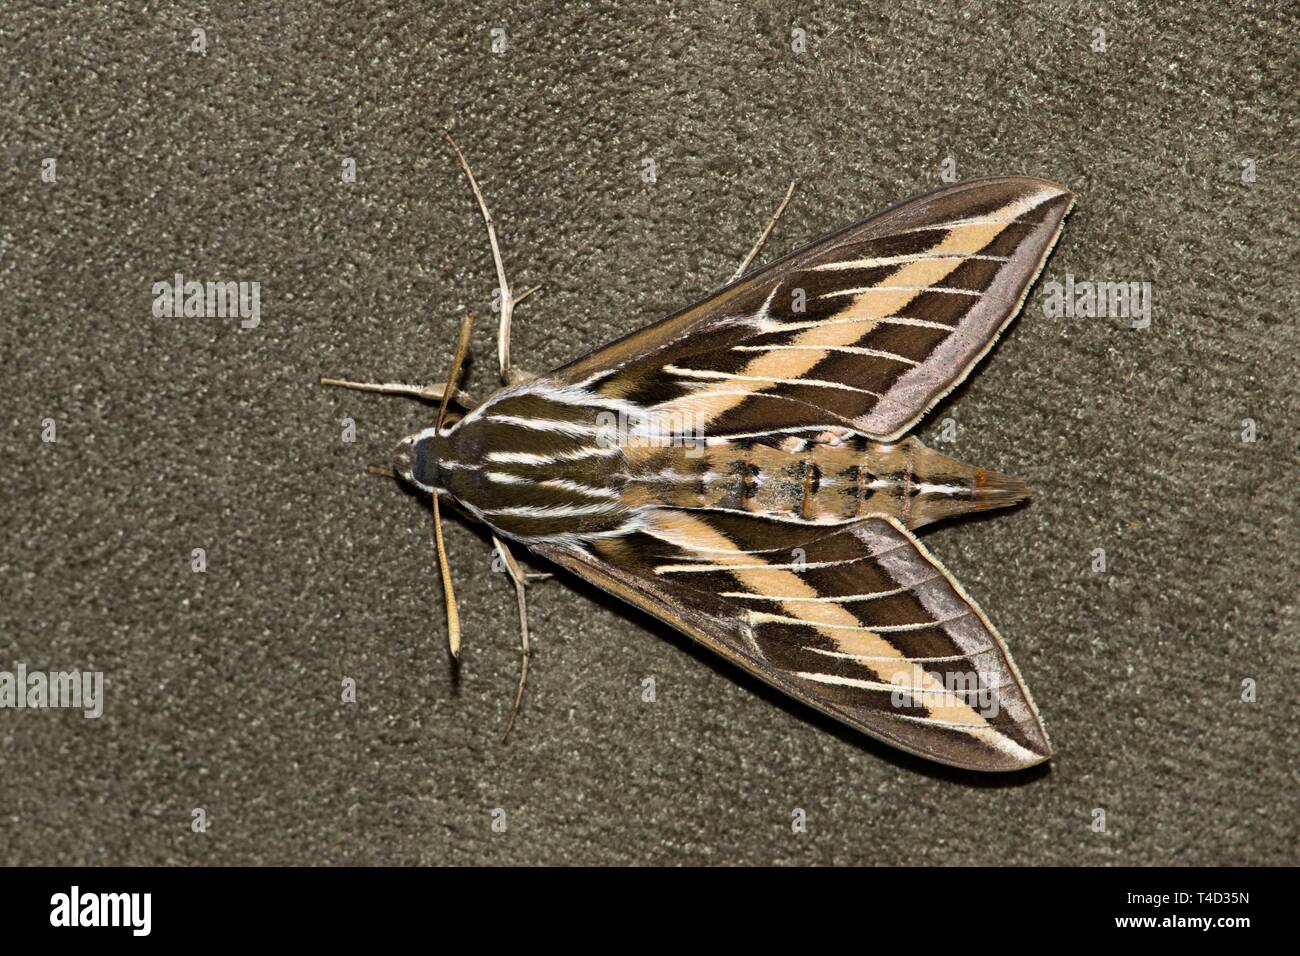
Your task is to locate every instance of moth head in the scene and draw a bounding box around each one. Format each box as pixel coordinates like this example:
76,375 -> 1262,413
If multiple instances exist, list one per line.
320,308 -> 475,664
393,430 -> 440,493
395,310 -> 475,498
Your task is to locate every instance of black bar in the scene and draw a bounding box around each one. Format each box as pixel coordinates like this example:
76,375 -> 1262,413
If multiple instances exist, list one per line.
1,866 -> 1278,941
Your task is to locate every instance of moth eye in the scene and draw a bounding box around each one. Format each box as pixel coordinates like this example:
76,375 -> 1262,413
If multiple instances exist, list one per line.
392,437 -> 439,488
411,437 -> 439,487
393,438 -> 416,479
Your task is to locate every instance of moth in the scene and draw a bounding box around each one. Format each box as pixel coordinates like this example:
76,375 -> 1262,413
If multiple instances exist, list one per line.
324,134 -> 1073,772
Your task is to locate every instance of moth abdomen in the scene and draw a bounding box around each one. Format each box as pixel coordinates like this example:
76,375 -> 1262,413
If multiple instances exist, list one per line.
614,433 -> 1029,533
882,437 -> 1032,529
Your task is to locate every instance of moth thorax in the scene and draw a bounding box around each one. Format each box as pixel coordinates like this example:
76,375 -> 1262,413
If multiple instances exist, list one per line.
394,433 -> 440,492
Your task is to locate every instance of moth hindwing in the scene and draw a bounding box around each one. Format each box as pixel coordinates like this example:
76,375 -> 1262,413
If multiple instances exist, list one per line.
347,173 -> 1073,772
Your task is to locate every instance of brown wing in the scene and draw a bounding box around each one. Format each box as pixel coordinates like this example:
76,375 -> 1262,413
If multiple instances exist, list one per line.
532,510 -> 1050,772
551,177 -> 1072,441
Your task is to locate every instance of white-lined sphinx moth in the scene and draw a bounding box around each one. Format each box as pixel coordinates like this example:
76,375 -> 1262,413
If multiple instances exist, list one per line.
325,138 -> 1073,772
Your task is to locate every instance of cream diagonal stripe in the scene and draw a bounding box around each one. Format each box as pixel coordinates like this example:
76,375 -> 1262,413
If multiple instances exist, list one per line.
759,315 -> 957,333
820,285 -> 984,298
652,191 -> 1052,427
804,645 -> 994,664
718,584 -> 913,603
641,510 -> 991,730
811,252 -> 1010,271
746,610 -> 975,633
663,366 -> 887,397
730,344 -> 920,365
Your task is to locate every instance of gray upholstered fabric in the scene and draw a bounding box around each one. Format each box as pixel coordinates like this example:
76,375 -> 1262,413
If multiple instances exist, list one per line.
2,1 -> 1293,864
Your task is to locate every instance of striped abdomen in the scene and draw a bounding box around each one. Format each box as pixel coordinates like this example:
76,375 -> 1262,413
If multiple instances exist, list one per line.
620,434 -> 1029,530
434,385 -> 1029,542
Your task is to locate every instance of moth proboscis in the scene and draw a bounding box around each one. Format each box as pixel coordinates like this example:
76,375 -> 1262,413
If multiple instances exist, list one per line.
322,132 -> 1073,772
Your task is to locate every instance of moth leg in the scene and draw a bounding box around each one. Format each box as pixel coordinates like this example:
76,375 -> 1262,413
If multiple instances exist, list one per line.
493,535 -> 533,742
444,131 -> 539,387
501,287 -> 543,384
730,180 -> 797,283
498,287 -> 544,386
319,377 -> 477,409
504,368 -> 538,386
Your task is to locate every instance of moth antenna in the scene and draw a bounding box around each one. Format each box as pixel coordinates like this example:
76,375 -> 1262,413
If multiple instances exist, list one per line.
437,313 -> 475,431
432,493 -> 460,658
493,535 -> 532,743
432,311 -> 476,659
444,130 -> 526,386
318,377 -> 477,409
731,179 -> 798,283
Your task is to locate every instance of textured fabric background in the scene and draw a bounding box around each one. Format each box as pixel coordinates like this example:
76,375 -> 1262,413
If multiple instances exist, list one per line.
1,2 -> 1294,865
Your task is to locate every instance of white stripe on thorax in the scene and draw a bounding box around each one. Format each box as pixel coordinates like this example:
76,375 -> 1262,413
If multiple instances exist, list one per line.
486,414 -> 602,436
485,447 -> 619,466
486,471 -> 531,484
484,502 -> 620,518
538,478 -> 621,500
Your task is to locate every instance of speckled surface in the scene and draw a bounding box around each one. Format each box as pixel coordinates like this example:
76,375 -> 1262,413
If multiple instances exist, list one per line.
1,1 -> 1295,865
